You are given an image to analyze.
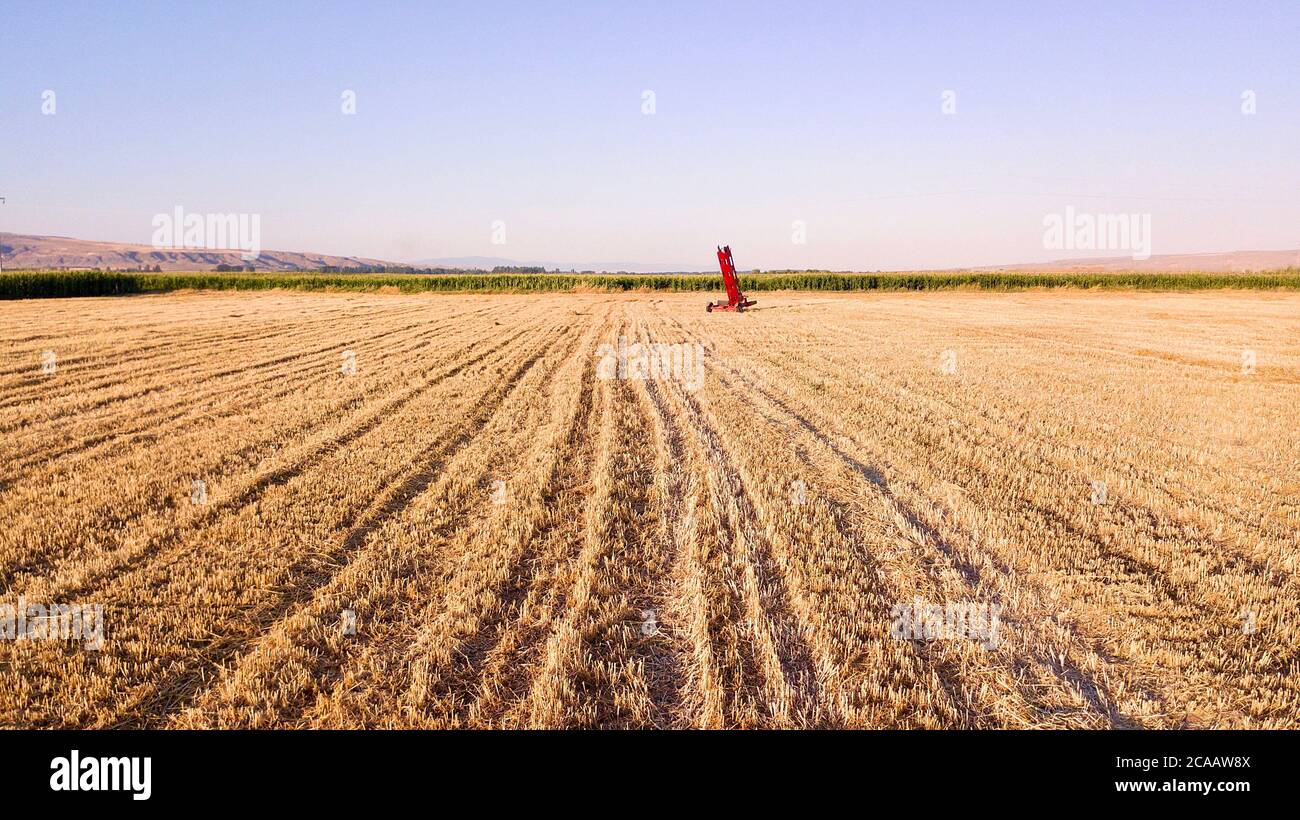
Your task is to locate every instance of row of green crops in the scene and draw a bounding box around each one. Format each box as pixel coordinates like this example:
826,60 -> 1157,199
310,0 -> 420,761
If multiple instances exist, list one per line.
4,268 -> 1300,299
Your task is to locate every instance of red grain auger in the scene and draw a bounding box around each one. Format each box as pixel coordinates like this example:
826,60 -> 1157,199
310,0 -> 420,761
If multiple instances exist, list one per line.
706,245 -> 756,313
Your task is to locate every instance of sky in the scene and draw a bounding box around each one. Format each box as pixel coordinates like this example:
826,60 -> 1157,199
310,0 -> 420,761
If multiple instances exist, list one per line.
2,0 -> 1299,270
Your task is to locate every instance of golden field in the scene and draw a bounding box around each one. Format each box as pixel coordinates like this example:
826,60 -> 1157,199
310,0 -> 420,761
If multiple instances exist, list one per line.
1,289 -> 1297,729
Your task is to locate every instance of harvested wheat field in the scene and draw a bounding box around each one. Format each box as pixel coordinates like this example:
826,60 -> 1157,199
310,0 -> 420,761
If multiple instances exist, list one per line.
1,289 -> 1298,729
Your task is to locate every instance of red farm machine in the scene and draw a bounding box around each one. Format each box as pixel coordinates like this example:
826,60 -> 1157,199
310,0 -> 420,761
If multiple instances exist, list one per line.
706,245 -> 756,313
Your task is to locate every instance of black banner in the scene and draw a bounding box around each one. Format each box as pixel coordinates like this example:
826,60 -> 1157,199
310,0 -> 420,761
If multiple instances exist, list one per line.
3,729 -> 1282,808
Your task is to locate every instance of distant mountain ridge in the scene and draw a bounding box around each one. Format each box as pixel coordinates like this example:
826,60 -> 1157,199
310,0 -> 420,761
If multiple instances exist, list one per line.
975,249 -> 1300,273
0,233 -> 396,272
3,233 -> 1297,274
0,235 -> 711,273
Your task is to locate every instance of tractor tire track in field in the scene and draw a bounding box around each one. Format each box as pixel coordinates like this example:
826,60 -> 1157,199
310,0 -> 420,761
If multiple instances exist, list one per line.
632,368 -> 730,726
124,321 -> 581,727
2,317 -> 569,728
659,314 -> 967,727
0,302 -> 439,419
496,370 -> 677,728
399,316 -> 609,726
171,313 -> 601,728
0,305 -> 491,535
2,290 -> 1298,728
805,315 -> 1295,566
0,315 -> 540,599
0,313 -> 478,547
199,309 -> 613,729
0,303 -> 467,468
463,344 -> 614,728
682,305 -> 1265,726
646,326 -> 823,728
0,306 -> 472,478
699,322 -> 1169,721
699,335 -> 1147,727
289,312 -> 615,729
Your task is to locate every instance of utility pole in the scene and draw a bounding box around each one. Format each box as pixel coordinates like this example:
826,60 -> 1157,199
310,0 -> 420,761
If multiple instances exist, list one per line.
0,197 -> 6,274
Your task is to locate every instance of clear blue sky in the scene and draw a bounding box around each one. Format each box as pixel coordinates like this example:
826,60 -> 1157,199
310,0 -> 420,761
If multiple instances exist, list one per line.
3,0 -> 1298,269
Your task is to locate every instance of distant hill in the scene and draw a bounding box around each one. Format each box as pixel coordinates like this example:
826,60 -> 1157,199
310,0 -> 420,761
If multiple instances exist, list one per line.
0,233 -> 398,272
5,232 -> 1297,275
976,249 -> 1300,273
0,236 -> 710,273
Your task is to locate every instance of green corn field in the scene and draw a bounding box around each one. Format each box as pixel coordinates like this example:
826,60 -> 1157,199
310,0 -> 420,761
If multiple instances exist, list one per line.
4,268 -> 1300,299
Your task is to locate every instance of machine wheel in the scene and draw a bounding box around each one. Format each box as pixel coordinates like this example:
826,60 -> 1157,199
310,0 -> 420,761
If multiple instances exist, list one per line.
706,303 -> 713,313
